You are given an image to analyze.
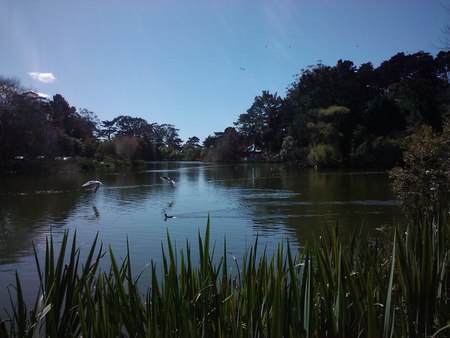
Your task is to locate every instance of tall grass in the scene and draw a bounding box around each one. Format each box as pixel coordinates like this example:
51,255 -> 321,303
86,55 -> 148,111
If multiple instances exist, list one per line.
1,214 -> 449,337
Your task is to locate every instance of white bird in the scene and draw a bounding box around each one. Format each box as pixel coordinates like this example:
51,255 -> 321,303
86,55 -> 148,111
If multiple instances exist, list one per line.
82,180 -> 103,193
160,176 -> 176,187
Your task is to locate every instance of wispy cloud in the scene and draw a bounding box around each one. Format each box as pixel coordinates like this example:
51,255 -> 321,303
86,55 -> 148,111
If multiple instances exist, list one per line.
28,72 -> 56,83
35,92 -> 50,99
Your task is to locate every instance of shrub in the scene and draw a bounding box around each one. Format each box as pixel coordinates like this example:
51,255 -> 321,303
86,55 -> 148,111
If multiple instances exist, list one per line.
307,143 -> 342,167
390,120 -> 450,219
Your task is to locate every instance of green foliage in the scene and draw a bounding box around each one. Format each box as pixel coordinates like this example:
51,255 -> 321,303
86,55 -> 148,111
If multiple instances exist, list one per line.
234,90 -> 283,149
202,127 -> 241,162
351,136 -> 405,168
0,77 -> 188,164
280,51 -> 450,167
2,50 -> 450,166
182,136 -> 202,160
390,120 -> 450,218
1,212 -> 450,337
1,215 -> 449,337
113,135 -> 139,160
362,96 -> 405,136
279,136 -> 304,164
307,143 -> 342,167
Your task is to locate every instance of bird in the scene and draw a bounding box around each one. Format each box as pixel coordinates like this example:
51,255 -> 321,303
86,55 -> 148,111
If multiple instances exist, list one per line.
82,180 -> 103,193
160,176 -> 176,187
164,213 -> 176,220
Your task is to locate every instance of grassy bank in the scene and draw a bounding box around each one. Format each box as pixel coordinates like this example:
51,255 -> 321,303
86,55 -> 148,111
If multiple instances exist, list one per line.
1,214 -> 449,337
0,157 -> 148,175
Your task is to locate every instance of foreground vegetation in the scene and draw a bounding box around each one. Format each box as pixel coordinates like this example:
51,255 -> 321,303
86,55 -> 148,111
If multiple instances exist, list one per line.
0,213 -> 449,337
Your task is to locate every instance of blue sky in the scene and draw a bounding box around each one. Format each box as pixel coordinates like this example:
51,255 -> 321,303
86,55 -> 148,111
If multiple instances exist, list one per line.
1,0 -> 448,142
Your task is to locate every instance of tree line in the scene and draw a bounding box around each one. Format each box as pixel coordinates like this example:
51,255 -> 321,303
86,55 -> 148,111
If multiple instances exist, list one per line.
1,50 -> 449,168
0,79 -> 196,163
227,50 -> 450,167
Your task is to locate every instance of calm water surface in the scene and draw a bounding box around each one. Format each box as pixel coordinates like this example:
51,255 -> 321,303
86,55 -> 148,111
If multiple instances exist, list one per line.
0,162 -> 403,307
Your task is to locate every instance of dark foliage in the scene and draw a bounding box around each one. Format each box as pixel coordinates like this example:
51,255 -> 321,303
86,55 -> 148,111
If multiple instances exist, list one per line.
1,51 -> 449,169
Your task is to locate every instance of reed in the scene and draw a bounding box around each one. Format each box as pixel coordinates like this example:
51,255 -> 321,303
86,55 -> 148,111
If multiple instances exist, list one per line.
1,214 -> 449,337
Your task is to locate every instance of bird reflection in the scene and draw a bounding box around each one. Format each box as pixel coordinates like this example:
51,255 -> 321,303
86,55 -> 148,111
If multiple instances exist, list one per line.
164,199 -> 174,210
162,199 -> 175,220
92,206 -> 100,219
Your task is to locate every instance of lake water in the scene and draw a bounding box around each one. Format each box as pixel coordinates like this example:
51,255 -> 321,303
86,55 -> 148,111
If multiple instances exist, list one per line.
0,162 -> 404,308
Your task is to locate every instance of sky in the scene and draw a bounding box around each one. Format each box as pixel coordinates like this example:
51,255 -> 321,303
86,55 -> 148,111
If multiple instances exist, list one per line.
1,0 -> 448,143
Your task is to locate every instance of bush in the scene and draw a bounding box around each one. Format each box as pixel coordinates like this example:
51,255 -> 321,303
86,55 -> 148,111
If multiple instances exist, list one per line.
390,120 -> 450,219
307,143 -> 342,167
351,137 -> 405,168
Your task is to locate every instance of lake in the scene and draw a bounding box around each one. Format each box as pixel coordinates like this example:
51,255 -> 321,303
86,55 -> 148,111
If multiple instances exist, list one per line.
0,161 -> 404,308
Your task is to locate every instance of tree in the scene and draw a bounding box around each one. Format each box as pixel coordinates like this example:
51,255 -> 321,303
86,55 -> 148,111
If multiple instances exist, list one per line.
390,120 -> 450,219
107,116 -> 158,160
286,60 -> 365,113
98,119 -> 118,140
182,136 -> 202,160
185,136 -> 200,147
77,108 -> 100,138
307,143 -> 342,168
202,128 -> 240,161
305,105 -> 350,166
435,50 -> 450,82
159,124 -> 183,150
113,135 -> 139,160
0,76 -> 22,108
203,133 -> 222,149
279,136 -> 303,164
0,80 -> 58,160
0,77 -> 23,159
361,96 -> 405,136
50,94 -> 77,134
234,91 -> 282,150
113,115 -> 151,138
376,52 -> 449,131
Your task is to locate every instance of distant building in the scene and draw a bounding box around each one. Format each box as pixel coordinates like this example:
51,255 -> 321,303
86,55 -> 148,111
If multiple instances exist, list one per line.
243,144 -> 263,160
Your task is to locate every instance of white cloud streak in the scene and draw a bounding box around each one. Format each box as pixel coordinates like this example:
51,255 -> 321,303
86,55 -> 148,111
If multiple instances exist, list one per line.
28,72 -> 56,83
35,92 -> 50,98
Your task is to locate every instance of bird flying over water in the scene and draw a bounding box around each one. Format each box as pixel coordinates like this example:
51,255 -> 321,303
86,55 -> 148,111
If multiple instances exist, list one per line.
82,180 -> 103,193
160,176 -> 176,187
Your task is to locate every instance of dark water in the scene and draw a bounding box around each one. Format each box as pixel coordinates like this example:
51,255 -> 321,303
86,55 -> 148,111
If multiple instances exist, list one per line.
0,162 -> 403,308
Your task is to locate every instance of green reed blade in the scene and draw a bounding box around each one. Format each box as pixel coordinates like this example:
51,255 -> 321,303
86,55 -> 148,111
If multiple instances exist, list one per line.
383,232 -> 396,338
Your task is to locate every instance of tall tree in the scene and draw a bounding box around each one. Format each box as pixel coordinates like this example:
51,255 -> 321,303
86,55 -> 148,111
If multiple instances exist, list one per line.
50,94 -> 77,135
305,105 -> 350,167
98,119 -> 118,140
77,108 -> 100,138
113,115 -> 151,137
215,127 -> 240,161
0,85 -> 57,159
234,90 -> 282,150
182,136 -> 202,160
108,116 -> 157,160
378,52 -> 449,131
0,76 -> 22,108
157,124 -> 183,149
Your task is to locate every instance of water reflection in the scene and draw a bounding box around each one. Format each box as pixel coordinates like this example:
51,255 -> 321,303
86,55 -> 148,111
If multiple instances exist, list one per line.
0,162 -> 404,308
0,176 -> 83,264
